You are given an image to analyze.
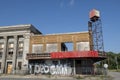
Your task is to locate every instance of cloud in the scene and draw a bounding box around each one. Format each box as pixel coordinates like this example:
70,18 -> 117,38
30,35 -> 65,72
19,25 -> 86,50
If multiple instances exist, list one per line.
69,0 -> 75,6
59,0 -> 75,8
60,2 -> 64,8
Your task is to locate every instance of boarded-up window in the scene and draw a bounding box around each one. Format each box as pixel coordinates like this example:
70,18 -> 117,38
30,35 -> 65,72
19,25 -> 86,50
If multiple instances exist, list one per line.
76,42 -> 90,51
46,44 -> 57,52
0,43 -> 4,49
19,42 -> 24,48
32,44 -> 43,53
8,43 -> 14,48
18,62 -> 22,70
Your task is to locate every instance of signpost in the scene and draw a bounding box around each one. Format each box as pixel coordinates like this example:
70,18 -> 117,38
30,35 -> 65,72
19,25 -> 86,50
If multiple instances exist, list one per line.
103,63 -> 108,77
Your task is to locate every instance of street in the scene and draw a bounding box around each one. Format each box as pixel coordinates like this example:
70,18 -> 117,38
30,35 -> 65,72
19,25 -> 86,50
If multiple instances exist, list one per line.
108,71 -> 120,80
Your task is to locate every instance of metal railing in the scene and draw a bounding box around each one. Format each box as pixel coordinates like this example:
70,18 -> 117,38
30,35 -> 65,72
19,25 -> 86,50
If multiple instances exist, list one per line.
7,67 -> 105,75
26,53 -> 50,59
76,67 -> 104,75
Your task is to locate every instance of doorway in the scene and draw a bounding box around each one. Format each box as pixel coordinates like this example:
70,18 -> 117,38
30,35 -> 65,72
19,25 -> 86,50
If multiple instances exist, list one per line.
75,60 -> 81,74
7,62 -> 12,74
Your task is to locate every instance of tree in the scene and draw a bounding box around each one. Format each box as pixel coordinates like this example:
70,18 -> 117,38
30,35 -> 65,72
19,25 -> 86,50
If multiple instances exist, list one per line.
99,51 -> 120,69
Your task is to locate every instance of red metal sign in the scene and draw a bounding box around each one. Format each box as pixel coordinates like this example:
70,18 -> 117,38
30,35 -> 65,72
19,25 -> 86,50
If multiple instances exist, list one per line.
51,51 -> 98,59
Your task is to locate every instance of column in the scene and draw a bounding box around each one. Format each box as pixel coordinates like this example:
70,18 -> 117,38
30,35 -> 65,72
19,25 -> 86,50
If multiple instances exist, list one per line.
43,37 -> 46,52
1,36 -> 7,73
12,35 -> 18,74
22,34 -> 30,74
73,59 -> 76,75
73,36 -> 77,51
57,36 -> 61,52
43,43 -> 46,52
58,42 -> 61,52
73,42 -> 76,51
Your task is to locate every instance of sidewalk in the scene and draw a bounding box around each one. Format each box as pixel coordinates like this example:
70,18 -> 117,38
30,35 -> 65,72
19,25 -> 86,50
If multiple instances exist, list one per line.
0,74 -> 113,80
0,74 -> 76,80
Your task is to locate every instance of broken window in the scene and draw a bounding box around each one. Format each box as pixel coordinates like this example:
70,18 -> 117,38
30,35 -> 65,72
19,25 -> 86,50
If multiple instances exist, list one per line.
76,42 -> 90,51
46,43 -> 57,52
64,42 -> 73,51
32,44 -> 43,53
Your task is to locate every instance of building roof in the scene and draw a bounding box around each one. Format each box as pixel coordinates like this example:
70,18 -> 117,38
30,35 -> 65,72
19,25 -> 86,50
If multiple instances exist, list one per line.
0,24 -> 42,34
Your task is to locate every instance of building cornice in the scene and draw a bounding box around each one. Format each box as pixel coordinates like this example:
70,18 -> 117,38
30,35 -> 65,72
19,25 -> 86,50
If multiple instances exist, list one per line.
0,24 -> 42,34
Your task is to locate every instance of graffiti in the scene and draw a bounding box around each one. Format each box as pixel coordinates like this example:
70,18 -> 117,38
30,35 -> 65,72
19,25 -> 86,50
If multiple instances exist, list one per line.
29,64 -> 72,75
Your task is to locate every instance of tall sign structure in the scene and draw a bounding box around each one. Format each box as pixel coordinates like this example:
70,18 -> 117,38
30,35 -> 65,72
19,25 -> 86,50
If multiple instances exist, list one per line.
88,9 -> 105,56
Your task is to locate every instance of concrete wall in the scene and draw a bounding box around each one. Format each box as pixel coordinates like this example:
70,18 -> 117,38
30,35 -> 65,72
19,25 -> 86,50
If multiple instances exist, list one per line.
0,24 -> 41,74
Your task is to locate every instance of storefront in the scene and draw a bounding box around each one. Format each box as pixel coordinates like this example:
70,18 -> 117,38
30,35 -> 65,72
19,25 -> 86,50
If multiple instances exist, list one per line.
27,59 -> 97,75
28,59 -> 73,75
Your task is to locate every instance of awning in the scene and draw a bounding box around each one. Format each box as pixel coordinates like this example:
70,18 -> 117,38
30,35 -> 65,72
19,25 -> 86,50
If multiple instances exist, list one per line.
51,51 -> 99,59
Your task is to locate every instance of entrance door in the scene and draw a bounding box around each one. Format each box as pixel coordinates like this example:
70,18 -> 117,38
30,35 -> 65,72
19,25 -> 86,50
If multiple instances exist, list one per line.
75,60 -> 81,74
31,65 -> 35,74
7,62 -> 12,74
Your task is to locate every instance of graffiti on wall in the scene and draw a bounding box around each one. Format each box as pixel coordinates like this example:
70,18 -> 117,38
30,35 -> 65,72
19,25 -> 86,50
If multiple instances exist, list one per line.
29,64 -> 72,75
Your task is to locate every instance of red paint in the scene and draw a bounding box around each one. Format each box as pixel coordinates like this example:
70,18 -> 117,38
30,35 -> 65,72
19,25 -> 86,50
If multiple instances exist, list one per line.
51,51 -> 98,59
89,9 -> 100,19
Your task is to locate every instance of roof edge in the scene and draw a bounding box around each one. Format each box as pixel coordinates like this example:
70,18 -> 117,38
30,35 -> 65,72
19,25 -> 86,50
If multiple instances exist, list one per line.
0,24 -> 32,29
46,31 -> 89,35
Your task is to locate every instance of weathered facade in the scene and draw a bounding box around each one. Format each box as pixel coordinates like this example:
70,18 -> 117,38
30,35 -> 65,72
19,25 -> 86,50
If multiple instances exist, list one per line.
0,24 -> 105,75
29,32 -> 90,53
0,24 -> 41,74
27,32 -> 101,75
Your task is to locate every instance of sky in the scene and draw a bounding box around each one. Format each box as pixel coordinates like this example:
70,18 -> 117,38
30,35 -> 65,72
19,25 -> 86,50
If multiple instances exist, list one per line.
0,0 -> 120,53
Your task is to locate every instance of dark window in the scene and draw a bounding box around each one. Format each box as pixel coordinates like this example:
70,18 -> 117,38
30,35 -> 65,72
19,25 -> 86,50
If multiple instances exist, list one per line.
0,62 -> 1,69
0,52 -> 2,58
18,41 -> 23,58
17,51 -> 23,58
8,51 -> 13,57
18,62 -> 22,70
52,61 -> 58,65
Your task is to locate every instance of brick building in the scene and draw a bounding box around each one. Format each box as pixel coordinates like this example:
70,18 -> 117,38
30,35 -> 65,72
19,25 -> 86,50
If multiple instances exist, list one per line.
0,24 -> 105,75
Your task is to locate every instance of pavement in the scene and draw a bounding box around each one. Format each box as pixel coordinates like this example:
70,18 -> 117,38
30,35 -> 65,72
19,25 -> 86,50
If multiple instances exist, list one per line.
0,71 -> 120,80
0,74 -> 77,80
108,71 -> 120,80
0,74 -> 110,80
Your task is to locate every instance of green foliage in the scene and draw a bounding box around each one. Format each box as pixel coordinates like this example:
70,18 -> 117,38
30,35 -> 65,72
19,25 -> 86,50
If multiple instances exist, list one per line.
99,51 -> 120,69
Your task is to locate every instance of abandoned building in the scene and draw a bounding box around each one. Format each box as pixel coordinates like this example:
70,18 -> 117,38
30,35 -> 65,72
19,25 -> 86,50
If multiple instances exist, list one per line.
0,9 -> 106,75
